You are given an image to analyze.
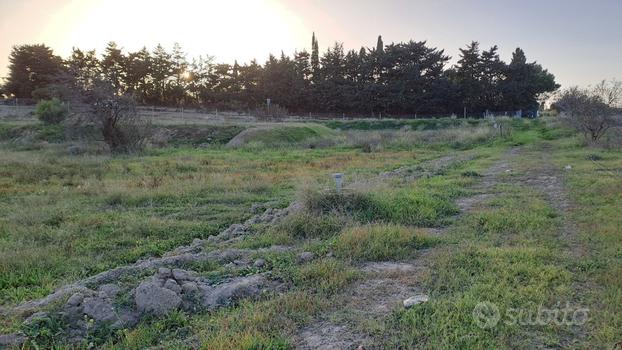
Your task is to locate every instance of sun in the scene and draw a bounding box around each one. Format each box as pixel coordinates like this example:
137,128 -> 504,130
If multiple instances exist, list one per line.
50,0 -> 309,65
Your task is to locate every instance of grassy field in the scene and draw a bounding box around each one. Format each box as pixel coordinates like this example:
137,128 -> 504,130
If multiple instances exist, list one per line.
0,116 -> 620,349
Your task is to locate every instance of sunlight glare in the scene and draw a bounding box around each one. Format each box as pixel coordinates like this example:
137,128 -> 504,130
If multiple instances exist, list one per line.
41,0 -> 309,63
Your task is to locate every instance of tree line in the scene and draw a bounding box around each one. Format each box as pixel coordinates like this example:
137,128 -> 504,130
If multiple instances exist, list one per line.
1,34 -> 559,116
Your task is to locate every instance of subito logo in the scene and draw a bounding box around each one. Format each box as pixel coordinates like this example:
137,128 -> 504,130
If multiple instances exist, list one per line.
472,302 -> 501,329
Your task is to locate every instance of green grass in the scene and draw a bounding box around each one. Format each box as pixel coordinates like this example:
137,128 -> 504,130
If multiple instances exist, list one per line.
3,117 -> 620,349
381,186 -> 574,349
302,175 -> 467,227
271,211 -> 346,239
333,224 -> 437,261
0,143 -> 425,308
552,145 -> 622,346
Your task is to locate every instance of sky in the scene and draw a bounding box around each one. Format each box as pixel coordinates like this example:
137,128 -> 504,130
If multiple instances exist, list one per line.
0,0 -> 621,88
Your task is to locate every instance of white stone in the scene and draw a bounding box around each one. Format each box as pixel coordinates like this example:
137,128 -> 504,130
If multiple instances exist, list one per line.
403,294 -> 429,309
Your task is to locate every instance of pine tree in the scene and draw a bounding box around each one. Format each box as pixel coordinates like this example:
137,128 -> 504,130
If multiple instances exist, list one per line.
480,45 -> 506,110
501,48 -> 558,114
100,41 -> 126,93
454,41 -> 484,113
150,44 -> 174,105
67,48 -> 100,91
4,44 -> 64,99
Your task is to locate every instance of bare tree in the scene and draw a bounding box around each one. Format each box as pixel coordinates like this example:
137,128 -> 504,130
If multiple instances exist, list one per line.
69,79 -> 151,153
593,79 -> 622,107
555,80 -> 622,143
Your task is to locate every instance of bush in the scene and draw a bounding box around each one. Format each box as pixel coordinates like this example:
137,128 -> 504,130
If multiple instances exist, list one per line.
35,98 -> 68,125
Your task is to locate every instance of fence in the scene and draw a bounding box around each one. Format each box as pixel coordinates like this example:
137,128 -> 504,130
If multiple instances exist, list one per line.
0,98 -> 538,123
0,98 -> 36,119
290,110 -> 535,121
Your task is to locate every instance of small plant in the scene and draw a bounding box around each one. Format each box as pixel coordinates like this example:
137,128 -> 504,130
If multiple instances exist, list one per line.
35,98 -> 68,125
21,312 -> 67,348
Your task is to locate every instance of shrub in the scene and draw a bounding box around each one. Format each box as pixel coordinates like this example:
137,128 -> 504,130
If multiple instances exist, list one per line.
34,98 -> 68,125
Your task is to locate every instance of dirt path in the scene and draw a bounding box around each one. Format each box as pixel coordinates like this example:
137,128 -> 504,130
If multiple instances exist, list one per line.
519,143 -> 586,259
516,143 -> 589,348
293,148 -> 520,349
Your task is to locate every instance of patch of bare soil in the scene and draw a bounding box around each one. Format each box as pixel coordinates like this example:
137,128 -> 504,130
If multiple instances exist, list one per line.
295,258 -> 431,350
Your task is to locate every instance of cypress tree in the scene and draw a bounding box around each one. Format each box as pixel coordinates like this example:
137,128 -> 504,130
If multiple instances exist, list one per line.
311,32 -> 320,78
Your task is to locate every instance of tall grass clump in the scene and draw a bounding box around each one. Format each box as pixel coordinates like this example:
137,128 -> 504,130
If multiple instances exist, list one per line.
302,187 -> 458,227
293,258 -> 360,295
333,224 -> 437,261
275,211 -> 347,239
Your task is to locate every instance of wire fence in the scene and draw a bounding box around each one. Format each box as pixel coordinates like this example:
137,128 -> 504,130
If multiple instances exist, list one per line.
0,97 -> 538,122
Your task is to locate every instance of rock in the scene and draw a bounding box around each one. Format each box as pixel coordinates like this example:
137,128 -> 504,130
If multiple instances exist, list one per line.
158,267 -> 172,278
181,282 -> 199,294
250,203 -> 265,214
172,268 -> 196,282
403,294 -> 429,309
223,224 -> 247,238
164,279 -> 182,294
82,297 -> 117,323
98,284 -> 121,299
233,259 -> 250,266
0,333 -> 27,347
201,275 -> 267,309
111,311 -> 140,330
253,259 -> 266,268
326,251 -> 334,258
564,165 -> 572,171
66,292 -> 85,307
297,252 -> 315,263
135,280 -> 182,316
